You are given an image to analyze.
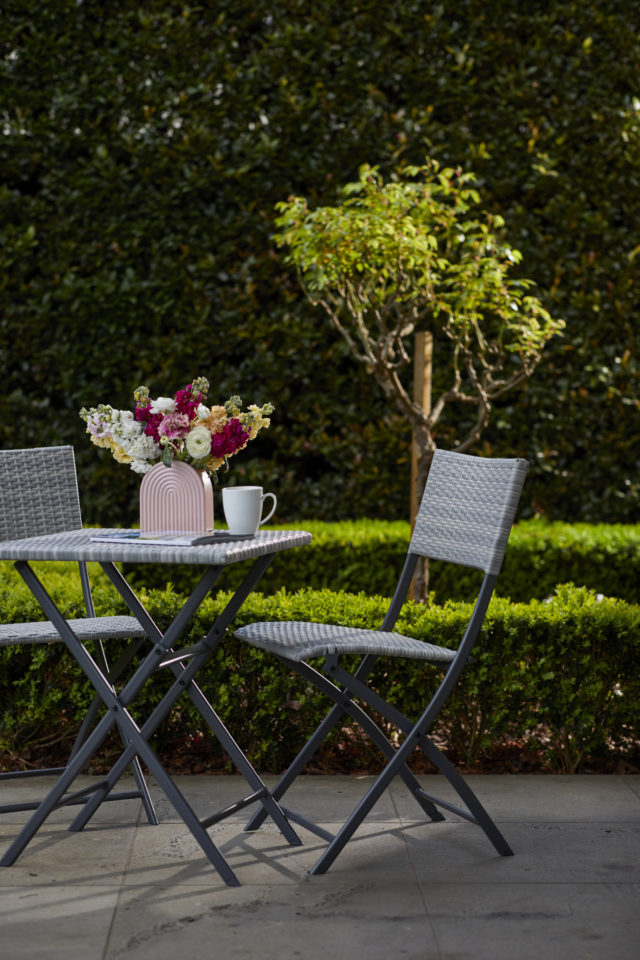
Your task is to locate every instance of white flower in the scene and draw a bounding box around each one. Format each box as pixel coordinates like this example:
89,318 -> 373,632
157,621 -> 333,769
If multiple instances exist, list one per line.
185,425 -> 212,459
196,403 -> 210,419
127,434 -> 159,461
117,410 -> 144,438
150,396 -> 177,414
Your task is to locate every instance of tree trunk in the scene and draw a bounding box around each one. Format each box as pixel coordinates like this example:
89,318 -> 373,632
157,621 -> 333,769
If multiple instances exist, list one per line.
410,444 -> 436,603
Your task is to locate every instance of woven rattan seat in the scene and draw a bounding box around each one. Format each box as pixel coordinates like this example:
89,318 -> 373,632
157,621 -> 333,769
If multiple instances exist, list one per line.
0,616 -> 148,646
235,619 -> 456,662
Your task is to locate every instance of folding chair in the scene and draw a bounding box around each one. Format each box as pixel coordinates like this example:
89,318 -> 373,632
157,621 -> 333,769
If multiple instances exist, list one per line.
235,449 -> 528,874
0,446 -> 156,823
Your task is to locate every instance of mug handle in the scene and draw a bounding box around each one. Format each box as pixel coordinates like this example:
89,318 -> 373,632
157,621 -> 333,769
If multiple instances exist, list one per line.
259,492 -> 277,526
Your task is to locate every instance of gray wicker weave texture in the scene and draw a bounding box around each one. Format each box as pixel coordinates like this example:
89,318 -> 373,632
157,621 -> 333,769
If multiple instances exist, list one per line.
0,446 -> 83,540
0,616 -> 147,646
0,447 -> 147,645
234,620 -> 456,663
409,449 -> 528,574
0,528 -> 313,565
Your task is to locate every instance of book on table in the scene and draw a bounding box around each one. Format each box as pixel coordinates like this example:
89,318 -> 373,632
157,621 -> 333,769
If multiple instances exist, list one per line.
89,530 -> 255,546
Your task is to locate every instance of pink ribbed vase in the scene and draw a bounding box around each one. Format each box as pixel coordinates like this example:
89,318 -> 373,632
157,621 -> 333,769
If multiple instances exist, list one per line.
139,461 -> 214,535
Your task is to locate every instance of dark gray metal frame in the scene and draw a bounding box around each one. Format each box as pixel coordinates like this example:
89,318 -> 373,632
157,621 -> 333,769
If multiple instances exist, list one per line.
2,552 -> 304,886
236,450 -> 529,875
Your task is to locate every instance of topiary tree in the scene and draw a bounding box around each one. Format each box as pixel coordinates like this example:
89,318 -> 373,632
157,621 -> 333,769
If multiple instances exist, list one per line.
274,160 -> 564,594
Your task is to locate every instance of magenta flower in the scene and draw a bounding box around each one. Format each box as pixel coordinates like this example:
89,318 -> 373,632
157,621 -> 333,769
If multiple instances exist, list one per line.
209,418 -> 250,458
134,403 -> 165,443
175,384 -> 203,420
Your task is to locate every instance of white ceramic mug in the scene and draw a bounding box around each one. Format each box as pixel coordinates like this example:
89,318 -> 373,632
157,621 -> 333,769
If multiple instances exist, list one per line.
222,485 -> 277,536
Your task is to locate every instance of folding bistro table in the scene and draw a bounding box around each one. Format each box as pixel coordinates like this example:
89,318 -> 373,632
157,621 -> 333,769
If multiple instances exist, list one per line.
0,527 -> 311,886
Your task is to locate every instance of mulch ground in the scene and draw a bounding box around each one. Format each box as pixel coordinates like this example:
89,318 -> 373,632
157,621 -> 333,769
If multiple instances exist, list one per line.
3,726 -> 638,778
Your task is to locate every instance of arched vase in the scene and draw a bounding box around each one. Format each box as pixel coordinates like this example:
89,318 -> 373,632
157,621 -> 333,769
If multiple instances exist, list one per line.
139,461 -> 214,535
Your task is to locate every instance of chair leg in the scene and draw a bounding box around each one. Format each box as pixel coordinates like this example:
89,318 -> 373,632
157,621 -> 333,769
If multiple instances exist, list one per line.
332,692 -> 445,824
309,719 -> 512,876
324,658 -> 514,848
253,651 -> 512,874
333,666 -> 513,856
309,735 -> 413,875
245,701 -> 343,832
245,658 -> 445,834
417,734 -> 513,856
331,664 -> 513,857
0,709 -> 118,866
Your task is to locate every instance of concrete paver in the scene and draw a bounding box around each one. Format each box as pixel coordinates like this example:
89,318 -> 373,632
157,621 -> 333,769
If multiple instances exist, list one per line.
0,774 -> 637,959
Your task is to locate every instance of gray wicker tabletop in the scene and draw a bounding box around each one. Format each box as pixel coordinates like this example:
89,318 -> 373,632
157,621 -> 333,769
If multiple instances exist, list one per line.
0,528 -> 312,565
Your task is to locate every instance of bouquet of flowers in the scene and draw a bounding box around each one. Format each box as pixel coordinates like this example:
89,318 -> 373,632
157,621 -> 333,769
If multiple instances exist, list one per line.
80,376 -> 273,480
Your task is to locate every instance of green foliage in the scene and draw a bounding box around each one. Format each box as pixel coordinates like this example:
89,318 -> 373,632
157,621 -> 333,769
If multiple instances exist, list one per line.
0,1 -> 639,522
498,519 -> 640,605
273,160 -> 563,490
120,518 -> 640,605
275,160 -> 561,388
1,559 -> 638,773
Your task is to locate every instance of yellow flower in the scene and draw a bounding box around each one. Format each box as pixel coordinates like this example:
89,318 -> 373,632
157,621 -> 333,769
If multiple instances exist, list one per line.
88,433 -> 111,450
241,404 -> 271,440
108,438 -> 133,464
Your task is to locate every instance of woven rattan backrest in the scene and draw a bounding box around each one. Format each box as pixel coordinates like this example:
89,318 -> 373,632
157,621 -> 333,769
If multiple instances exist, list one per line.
409,449 -> 528,574
0,446 -> 83,540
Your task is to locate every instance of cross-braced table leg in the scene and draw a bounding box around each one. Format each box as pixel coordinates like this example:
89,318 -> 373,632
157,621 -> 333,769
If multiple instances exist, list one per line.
71,557 -> 302,845
1,554 -> 301,886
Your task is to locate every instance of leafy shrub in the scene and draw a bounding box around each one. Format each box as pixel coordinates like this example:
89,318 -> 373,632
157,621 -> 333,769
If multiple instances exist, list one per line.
1,565 -> 637,774
122,518 -> 640,604
1,1 -> 639,524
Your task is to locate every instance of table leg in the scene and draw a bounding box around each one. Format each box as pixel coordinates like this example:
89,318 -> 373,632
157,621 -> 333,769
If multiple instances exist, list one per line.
76,557 -> 302,846
2,554 -> 300,884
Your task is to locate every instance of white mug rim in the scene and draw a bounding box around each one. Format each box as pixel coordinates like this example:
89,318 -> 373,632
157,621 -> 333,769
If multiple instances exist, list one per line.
222,485 -> 262,493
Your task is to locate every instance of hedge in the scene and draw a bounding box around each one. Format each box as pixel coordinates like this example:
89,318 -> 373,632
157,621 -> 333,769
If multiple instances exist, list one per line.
122,518 -> 640,604
1,0 -> 639,525
1,567 -> 638,775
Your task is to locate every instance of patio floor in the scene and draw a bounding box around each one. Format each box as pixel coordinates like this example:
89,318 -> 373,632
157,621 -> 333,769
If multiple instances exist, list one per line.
1,773 -> 638,959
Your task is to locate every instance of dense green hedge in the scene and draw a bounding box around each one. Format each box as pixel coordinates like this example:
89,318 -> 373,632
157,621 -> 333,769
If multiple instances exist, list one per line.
1,1 -> 639,524
1,566 -> 638,774
123,518 -> 640,604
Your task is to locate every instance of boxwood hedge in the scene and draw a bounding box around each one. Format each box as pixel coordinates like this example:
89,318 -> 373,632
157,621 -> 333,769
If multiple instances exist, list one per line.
122,518 -> 640,604
1,561 -> 637,775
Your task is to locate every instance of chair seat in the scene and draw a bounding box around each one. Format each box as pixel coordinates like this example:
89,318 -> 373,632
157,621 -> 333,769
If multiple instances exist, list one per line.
0,616 -> 146,646
235,620 -> 456,662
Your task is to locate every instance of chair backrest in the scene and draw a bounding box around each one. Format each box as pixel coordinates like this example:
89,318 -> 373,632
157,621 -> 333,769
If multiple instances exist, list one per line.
0,446 -> 83,541
409,448 -> 528,575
